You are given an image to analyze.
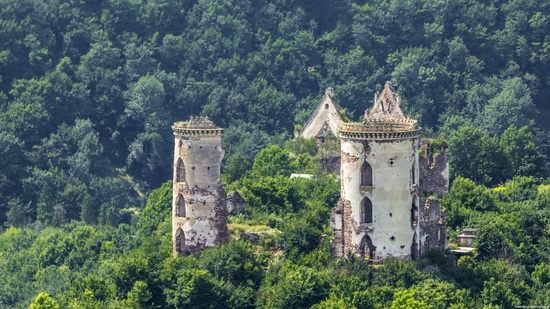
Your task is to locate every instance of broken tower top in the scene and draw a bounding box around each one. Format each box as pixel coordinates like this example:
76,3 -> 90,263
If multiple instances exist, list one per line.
172,116 -> 223,136
338,82 -> 420,140
366,81 -> 406,121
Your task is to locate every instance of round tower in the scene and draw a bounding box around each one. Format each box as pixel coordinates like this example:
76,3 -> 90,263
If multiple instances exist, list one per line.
171,116 -> 229,256
331,82 -> 421,261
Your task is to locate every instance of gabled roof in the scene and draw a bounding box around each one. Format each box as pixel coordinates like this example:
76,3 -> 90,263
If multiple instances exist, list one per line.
300,87 -> 343,138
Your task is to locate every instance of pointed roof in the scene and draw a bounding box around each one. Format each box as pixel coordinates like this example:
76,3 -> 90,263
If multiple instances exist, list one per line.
300,87 -> 343,139
366,81 -> 406,121
337,82 -> 420,140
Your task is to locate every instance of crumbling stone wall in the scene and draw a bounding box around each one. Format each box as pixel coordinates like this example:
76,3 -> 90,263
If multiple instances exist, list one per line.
173,186 -> 229,254
418,197 -> 447,255
330,199 -> 345,257
419,140 -> 449,197
226,191 -> 247,215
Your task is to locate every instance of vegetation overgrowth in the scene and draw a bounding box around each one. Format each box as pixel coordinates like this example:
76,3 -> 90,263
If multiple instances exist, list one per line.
0,0 -> 549,307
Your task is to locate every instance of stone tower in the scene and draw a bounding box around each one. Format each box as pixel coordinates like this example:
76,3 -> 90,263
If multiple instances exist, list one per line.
331,82 -> 424,261
171,116 -> 229,256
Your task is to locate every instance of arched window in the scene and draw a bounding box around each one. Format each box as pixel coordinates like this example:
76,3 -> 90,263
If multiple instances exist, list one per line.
176,158 -> 186,182
175,228 -> 186,254
176,194 -> 185,217
361,198 -> 373,223
360,235 -> 375,259
361,162 -> 373,186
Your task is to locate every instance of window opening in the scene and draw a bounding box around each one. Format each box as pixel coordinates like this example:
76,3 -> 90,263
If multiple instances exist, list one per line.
361,162 -> 373,186
175,228 -> 186,254
176,158 -> 186,182
176,194 -> 185,217
361,198 -> 373,223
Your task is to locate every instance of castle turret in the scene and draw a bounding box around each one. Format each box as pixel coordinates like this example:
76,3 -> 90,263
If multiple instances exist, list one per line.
172,116 -> 229,256
331,82 -> 422,261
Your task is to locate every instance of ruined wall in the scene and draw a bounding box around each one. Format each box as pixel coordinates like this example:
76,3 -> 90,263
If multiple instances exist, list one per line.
226,191 -> 247,215
172,185 -> 229,254
418,197 -> 447,255
172,128 -> 229,256
419,141 -> 449,197
416,140 -> 449,255
337,137 -> 419,261
330,199 -> 345,257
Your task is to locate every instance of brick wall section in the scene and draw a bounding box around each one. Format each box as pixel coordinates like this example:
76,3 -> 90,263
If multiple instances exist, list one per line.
419,141 -> 449,198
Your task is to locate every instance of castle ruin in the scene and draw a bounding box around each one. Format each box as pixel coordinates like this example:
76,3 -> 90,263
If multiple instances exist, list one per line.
171,84 -> 448,262
330,82 -> 447,261
171,116 -> 229,256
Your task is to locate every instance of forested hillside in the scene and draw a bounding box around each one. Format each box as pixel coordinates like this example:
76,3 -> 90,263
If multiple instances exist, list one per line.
1,0 -> 549,225
1,0 -> 550,308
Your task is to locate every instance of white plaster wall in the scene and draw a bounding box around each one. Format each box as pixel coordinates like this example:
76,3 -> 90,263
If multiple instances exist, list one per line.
176,137 -> 224,188
341,137 -> 419,259
301,95 -> 341,138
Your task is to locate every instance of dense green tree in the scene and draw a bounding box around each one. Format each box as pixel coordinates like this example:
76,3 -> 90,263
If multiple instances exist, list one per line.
164,269 -> 226,309
198,241 -> 263,287
259,265 -> 332,309
0,133 -> 27,225
442,177 -> 495,228
481,277 -> 521,309
251,145 -> 293,178
390,289 -> 427,309
500,125 -> 547,178
476,78 -> 537,136
28,292 -> 60,309
137,181 -> 172,235
449,125 -> 508,186
0,1 -> 549,308
475,225 -> 513,261
279,217 -> 321,257
223,152 -> 253,183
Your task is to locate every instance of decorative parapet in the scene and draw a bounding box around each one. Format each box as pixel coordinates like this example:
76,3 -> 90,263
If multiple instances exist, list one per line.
339,127 -> 420,140
172,116 -> 223,137
338,117 -> 420,141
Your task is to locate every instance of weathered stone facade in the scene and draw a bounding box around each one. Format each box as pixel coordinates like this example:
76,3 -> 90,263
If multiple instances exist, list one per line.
330,82 -> 448,262
300,87 -> 343,143
419,141 -> 449,197
171,116 -> 229,256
